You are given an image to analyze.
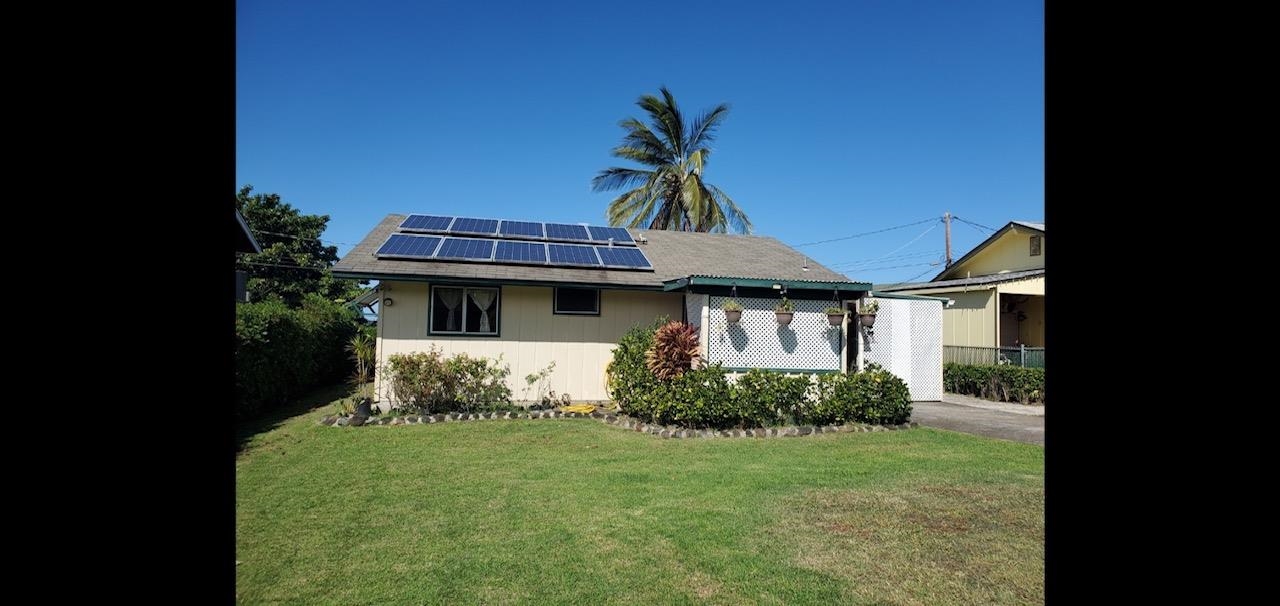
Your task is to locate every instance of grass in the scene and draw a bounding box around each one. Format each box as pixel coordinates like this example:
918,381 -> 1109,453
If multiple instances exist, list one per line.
237,386 -> 1044,605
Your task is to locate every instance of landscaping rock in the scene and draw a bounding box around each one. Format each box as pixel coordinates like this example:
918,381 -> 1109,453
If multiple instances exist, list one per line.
320,416 -> 336,426
336,416 -> 349,426
797,426 -> 813,436
659,429 -> 670,438
392,417 -> 404,425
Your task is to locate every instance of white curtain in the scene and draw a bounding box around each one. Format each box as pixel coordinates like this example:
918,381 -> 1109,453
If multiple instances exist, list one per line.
438,288 -> 463,331
469,290 -> 496,332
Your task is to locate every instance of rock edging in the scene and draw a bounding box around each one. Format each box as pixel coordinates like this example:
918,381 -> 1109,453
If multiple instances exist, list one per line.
318,409 -> 917,437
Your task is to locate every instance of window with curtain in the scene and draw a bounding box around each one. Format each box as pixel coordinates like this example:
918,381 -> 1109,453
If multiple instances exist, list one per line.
430,286 -> 499,335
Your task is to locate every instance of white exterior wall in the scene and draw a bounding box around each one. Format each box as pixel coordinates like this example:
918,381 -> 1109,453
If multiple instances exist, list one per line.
859,298 -> 944,401
375,282 -> 683,404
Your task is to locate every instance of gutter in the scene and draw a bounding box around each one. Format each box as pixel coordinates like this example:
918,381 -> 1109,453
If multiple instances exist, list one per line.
331,270 -> 668,292
663,275 -> 873,292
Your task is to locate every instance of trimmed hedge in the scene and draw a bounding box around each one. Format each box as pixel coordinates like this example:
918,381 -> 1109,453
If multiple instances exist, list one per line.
944,363 -> 1045,403
235,295 -> 360,419
608,321 -> 914,429
383,349 -> 513,415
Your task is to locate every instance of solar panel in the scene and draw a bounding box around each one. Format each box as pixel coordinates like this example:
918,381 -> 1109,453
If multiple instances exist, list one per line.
544,223 -> 591,242
435,237 -> 495,260
595,246 -> 652,269
494,240 -> 546,264
546,243 -> 601,267
399,214 -> 454,233
376,234 -> 442,259
498,220 -> 544,239
587,226 -> 635,245
449,217 -> 500,236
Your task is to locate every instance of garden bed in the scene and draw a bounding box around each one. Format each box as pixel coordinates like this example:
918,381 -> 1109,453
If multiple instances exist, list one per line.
319,408 -> 916,437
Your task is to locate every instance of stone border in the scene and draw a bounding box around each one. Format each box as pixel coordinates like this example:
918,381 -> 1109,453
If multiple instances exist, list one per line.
318,409 -> 917,438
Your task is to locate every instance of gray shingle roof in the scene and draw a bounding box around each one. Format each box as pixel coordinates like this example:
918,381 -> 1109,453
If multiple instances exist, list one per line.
332,214 -> 853,289
877,268 -> 1045,292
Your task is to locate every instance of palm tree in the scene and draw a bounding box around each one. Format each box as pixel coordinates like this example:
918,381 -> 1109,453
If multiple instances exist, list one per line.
592,87 -> 752,233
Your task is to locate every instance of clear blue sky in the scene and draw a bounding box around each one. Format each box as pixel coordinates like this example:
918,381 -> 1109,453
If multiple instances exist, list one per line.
237,0 -> 1042,285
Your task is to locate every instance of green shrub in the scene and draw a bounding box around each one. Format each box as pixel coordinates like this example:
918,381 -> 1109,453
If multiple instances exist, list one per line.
606,317 -> 667,417
384,348 -> 451,414
446,353 -> 512,412
235,295 -> 359,419
944,363 -> 1045,403
640,364 -> 736,428
798,372 -> 859,425
847,363 -> 913,425
734,369 -> 812,427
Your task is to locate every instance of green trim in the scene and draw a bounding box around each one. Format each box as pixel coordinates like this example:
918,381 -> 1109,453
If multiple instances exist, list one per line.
663,275 -> 872,292
333,271 -> 666,292
868,290 -> 952,302
721,367 -> 843,374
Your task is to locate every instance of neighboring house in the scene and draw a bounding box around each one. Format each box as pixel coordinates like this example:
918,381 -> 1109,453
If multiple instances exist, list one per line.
878,220 -> 1044,360
235,208 -> 262,302
334,213 -> 936,404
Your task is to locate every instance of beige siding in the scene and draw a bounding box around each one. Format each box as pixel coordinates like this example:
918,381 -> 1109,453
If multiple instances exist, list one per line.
941,289 -> 997,347
941,227 -> 1044,279
375,282 -> 682,404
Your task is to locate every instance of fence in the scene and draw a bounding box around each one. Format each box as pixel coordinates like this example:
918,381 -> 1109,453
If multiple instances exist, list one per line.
944,345 -> 1045,368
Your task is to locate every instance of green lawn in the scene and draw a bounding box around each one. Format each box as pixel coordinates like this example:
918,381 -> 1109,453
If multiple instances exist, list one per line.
237,386 -> 1044,605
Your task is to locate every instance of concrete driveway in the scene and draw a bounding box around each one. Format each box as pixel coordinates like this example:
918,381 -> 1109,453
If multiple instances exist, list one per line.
911,394 -> 1044,445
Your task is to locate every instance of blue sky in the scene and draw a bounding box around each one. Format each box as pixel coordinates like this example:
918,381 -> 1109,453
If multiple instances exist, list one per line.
237,0 -> 1042,284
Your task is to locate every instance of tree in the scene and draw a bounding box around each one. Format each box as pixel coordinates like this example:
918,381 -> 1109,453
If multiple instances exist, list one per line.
235,185 -> 362,307
592,87 -> 752,234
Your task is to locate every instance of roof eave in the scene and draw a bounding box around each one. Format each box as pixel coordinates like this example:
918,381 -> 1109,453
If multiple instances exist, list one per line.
332,270 -> 667,291
934,221 -> 1043,281
663,275 -> 873,292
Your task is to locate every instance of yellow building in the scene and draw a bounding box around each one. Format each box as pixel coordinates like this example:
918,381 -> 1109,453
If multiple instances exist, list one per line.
878,221 -> 1043,364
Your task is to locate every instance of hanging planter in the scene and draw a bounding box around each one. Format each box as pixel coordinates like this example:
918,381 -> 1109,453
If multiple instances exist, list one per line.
857,298 -> 879,328
824,307 -> 846,326
722,299 -> 743,324
774,297 -> 795,325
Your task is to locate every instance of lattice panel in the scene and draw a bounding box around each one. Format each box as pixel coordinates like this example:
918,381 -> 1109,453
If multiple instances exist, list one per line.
705,296 -> 842,371
861,298 -> 943,401
685,294 -> 706,330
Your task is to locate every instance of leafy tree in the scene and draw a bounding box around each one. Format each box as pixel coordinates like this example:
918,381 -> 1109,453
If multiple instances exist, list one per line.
235,185 -> 362,307
592,87 -> 752,233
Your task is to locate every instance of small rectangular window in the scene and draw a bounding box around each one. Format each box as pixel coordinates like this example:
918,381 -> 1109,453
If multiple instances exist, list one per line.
554,287 -> 600,315
1030,235 -> 1042,256
430,286 -> 499,335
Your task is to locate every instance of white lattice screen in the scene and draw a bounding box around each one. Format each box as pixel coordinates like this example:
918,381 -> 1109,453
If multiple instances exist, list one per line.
703,295 -> 843,371
860,298 -> 942,400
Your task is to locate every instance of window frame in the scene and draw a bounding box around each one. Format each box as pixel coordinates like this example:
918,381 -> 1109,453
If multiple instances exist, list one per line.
1030,235 -> 1042,256
553,287 -> 601,316
428,285 -> 501,337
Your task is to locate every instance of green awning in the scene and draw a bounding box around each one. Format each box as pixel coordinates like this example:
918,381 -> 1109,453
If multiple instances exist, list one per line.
663,275 -> 872,292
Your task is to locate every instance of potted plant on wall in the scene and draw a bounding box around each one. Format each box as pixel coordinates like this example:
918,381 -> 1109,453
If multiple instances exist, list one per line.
722,299 -> 744,324
774,297 -> 795,325
824,306 -> 846,326
857,298 -> 879,328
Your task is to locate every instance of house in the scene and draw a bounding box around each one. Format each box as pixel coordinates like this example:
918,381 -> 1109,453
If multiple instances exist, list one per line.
235,207 -> 262,302
334,213 -> 934,405
878,220 -> 1044,365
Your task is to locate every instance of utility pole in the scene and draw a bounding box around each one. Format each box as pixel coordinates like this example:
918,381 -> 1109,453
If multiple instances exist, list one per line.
944,212 -> 952,267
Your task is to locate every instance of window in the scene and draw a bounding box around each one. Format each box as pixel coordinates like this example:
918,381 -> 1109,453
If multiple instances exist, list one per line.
1030,235 -> 1042,256
554,287 -> 600,315
430,286 -> 499,335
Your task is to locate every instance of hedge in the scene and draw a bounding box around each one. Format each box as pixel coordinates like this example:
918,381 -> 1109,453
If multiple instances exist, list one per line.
235,294 -> 360,419
943,363 -> 1045,404
608,321 -> 913,429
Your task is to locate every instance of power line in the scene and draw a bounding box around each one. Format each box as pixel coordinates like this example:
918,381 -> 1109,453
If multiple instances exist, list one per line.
830,249 -> 942,267
877,264 -> 941,288
790,217 -> 937,247
236,259 -> 333,272
867,223 -> 938,263
844,261 -> 940,273
952,216 -> 998,232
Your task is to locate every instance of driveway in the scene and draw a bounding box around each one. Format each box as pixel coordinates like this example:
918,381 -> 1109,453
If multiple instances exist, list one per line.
911,395 -> 1044,445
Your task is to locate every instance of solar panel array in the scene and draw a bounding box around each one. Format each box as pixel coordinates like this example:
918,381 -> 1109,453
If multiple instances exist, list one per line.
399,214 -> 636,246
376,215 -> 653,271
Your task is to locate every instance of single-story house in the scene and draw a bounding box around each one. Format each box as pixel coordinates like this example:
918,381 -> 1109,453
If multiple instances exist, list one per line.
333,213 -> 947,404
235,207 -> 262,302
878,220 -> 1043,365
